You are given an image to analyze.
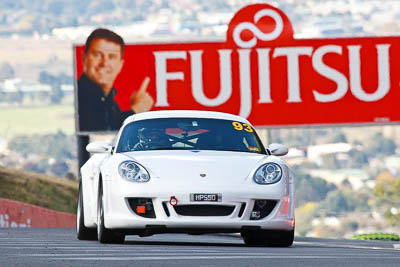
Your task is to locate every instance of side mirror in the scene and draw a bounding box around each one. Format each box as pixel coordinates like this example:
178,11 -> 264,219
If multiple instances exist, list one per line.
86,141 -> 112,153
268,143 -> 288,156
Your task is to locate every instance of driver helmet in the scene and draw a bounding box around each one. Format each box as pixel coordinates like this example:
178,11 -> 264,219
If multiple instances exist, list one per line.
138,127 -> 164,145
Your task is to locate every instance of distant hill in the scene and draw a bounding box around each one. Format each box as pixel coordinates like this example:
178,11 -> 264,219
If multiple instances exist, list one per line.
0,166 -> 78,214
0,0 -> 180,35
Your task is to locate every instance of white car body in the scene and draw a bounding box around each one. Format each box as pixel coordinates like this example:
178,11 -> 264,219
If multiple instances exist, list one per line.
78,110 -> 295,246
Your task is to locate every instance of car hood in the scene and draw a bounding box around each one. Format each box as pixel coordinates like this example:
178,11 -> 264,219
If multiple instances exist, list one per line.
122,150 -> 267,183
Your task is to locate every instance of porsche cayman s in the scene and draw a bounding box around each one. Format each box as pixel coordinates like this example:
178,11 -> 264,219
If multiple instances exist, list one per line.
77,110 -> 295,246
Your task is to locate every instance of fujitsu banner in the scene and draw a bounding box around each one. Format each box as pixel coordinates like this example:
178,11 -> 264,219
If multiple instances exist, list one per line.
74,3 -> 400,131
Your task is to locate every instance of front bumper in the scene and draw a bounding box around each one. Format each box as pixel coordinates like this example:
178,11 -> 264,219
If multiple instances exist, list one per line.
102,178 -> 295,233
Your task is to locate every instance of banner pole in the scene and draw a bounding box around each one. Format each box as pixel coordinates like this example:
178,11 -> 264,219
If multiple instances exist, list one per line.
77,135 -> 90,170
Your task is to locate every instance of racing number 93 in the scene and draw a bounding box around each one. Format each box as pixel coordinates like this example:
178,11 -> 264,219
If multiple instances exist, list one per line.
232,122 -> 254,132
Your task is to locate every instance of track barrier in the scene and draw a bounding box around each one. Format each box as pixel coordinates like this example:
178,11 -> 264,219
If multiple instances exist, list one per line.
0,197 -> 76,228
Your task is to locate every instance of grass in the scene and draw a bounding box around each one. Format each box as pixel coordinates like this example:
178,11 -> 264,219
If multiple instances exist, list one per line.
0,104 -> 75,138
0,166 -> 78,213
352,233 -> 400,242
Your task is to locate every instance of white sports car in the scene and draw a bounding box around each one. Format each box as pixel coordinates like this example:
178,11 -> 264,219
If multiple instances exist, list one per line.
77,110 -> 295,246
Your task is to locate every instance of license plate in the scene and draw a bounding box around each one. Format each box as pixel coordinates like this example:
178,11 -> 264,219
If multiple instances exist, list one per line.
190,193 -> 221,202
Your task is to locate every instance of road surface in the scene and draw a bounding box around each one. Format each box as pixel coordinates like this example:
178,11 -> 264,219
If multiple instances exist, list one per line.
0,228 -> 399,266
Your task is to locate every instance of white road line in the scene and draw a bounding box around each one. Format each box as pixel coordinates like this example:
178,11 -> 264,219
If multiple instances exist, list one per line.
295,241 -> 397,251
0,238 -> 69,241
5,247 -> 218,252
0,245 -> 104,249
0,243 -> 81,245
0,240 -> 81,242
1,239 -> 34,241
2,244 -> 398,253
0,244 -> 54,246
2,241 -> 398,252
18,253 -> 285,257
55,255 -> 400,261
0,244 -> 218,251
2,247 -> 131,251
18,252 -> 400,258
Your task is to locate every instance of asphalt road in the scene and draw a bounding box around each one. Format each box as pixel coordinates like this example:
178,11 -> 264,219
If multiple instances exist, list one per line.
0,228 -> 399,267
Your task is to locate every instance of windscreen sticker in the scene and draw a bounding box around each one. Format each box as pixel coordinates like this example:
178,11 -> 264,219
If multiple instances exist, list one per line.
232,122 -> 254,132
248,146 -> 260,152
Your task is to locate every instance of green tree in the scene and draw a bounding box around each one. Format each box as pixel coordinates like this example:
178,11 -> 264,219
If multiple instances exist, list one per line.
0,62 -> 15,81
320,154 -> 340,169
374,177 -> 400,226
49,160 -> 69,177
331,132 -> 347,143
8,131 -> 76,160
22,158 -> 49,173
50,84 -> 63,104
367,133 -> 396,155
322,190 -> 355,214
348,149 -> 369,168
39,71 -> 70,104
347,188 -> 372,212
294,172 -> 337,207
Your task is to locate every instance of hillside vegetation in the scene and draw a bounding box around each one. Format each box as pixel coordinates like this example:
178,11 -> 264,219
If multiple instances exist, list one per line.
0,166 -> 78,213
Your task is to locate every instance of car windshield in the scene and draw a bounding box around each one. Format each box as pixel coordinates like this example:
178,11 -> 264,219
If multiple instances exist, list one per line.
116,118 -> 265,154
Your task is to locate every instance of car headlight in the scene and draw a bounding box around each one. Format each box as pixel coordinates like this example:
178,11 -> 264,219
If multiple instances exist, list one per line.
253,163 -> 282,184
119,161 -> 150,182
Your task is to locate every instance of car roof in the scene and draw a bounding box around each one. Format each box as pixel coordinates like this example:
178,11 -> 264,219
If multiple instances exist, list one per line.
123,110 -> 251,126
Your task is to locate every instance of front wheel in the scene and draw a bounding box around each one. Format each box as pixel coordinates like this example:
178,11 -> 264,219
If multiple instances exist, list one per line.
97,183 -> 125,244
76,181 -> 97,240
241,229 -> 294,247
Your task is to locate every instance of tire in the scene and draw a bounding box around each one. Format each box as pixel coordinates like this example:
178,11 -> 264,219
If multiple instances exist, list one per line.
97,182 -> 125,244
76,180 -> 97,240
242,229 -> 294,247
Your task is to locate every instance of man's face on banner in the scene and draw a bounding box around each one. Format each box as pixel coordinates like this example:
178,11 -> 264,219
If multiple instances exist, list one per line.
83,38 -> 124,94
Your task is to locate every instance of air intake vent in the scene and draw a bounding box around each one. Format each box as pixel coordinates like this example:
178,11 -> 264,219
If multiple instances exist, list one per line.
238,203 -> 246,218
174,205 -> 234,216
250,200 -> 277,220
162,202 -> 170,217
127,198 -> 156,218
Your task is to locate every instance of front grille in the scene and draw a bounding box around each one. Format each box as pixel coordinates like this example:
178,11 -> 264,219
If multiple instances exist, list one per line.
174,205 -> 235,216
